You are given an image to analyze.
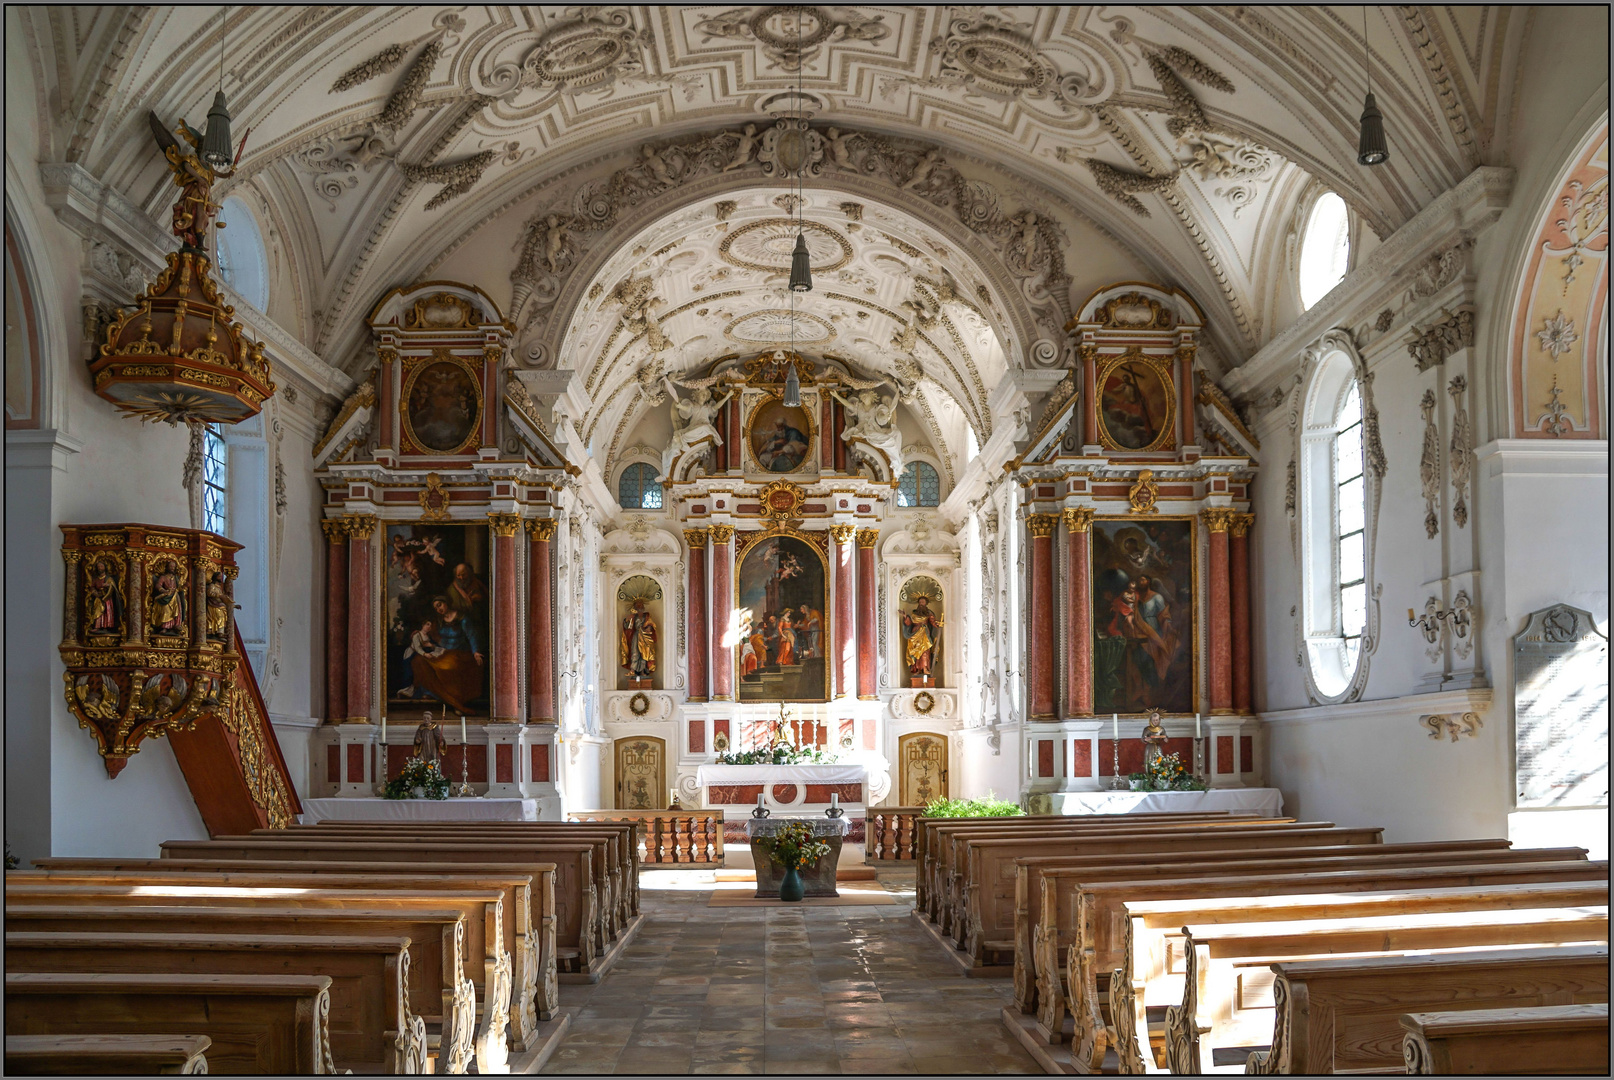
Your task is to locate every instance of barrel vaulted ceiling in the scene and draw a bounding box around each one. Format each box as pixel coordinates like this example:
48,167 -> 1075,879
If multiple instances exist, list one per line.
18,5 -> 1529,448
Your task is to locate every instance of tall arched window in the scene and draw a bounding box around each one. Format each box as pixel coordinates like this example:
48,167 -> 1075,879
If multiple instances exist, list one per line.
215,196 -> 269,311
202,423 -> 228,535
1297,192 -> 1350,310
896,461 -> 940,507
617,462 -> 663,509
1301,348 -> 1368,698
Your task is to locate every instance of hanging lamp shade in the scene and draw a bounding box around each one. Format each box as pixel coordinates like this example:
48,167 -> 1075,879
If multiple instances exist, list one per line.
201,90 -> 235,174
782,356 -> 802,407
788,231 -> 813,292
1356,91 -> 1389,166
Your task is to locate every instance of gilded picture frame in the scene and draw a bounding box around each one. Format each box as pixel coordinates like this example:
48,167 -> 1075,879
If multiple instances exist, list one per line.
1091,514 -> 1198,716
746,392 -> 816,475
400,349 -> 483,456
734,525 -> 830,702
1096,349 -> 1177,453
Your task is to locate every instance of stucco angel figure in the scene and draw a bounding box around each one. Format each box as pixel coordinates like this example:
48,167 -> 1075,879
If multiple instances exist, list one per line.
663,376 -> 735,476
830,385 -> 904,479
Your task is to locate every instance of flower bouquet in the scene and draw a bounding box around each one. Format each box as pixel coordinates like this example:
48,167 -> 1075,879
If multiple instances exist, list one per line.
758,819 -> 832,902
384,756 -> 451,800
1127,751 -> 1208,792
716,743 -> 838,765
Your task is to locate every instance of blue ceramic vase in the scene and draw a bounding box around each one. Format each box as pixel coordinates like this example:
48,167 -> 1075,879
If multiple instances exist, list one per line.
779,865 -> 805,902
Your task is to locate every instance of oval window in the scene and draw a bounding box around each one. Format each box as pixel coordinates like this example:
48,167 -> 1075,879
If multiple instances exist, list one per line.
1297,192 -> 1350,310
215,196 -> 269,311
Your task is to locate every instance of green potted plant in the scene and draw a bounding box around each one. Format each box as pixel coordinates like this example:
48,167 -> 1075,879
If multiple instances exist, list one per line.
383,757 -> 451,800
759,819 -> 831,902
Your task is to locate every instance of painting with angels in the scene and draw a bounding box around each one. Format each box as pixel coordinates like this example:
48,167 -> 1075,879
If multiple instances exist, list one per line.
736,532 -> 828,702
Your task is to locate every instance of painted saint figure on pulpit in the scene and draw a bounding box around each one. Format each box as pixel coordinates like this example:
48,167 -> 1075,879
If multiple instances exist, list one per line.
620,597 -> 658,688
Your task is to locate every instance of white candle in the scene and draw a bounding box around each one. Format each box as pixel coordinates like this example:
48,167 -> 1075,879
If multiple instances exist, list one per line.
1113,713 -> 1119,742
1195,713 -> 1201,740
831,792 -> 839,807
460,715 -> 467,745
380,714 -> 386,742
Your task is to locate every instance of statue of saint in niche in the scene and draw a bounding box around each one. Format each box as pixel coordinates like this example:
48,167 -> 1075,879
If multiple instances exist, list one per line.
620,598 -> 658,687
900,594 -> 943,685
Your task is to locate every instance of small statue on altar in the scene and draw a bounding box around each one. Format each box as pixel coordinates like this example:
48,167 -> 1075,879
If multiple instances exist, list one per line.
412,711 -> 448,769
1140,708 -> 1169,770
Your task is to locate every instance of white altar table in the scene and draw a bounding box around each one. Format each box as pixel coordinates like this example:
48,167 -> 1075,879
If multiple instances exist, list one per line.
696,763 -> 867,812
299,797 -> 542,824
1047,787 -> 1284,817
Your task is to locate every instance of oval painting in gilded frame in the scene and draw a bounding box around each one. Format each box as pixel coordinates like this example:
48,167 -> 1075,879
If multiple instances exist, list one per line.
1099,358 -> 1174,451
748,397 -> 814,473
404,359 -> 480,454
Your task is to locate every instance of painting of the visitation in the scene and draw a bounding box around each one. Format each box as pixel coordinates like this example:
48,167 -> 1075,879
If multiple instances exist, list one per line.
1092,518 -> 1195,715
749,398 -> 812,473
1099,358 -> 1173,450
404,358 -> 479,453
385,522 -> 490,717
736,533 -> 828,702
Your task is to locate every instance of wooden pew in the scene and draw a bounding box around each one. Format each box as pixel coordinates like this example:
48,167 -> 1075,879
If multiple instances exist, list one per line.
4,905 -> 479,1074
252,823 -> 632,942
938,819 -> 1304,940
1012,840 -> 1574,1015
5,882 -> 509,1074
1400,1000 -> 1610,1076
951,824 -> 1381,958
6,932 -> 426,1074
26,861 -> 557,1042
5,1034 -> 211,1075
1233,947 -> 1611,1074
6,972 -> 335,1074
1163,903 -> 1611,1074
1025,850 -> 1601,1055
160,837 -> 601,976
916,813 -> 1245,921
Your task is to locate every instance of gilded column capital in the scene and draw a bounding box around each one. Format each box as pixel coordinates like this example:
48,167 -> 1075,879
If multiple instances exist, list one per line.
320,519 -> 348,544
525,518 -> 558,542
855,528 -> 880,549
709,523 -> 735,545
1228,512 -> 1254,539
487,512 -> 522,538
684,527 -> 710,549
1062,507 -> 1096,533
1200,508 -> 1236,533
829,523 -> 856,544
1025,513 -> 1060,538
343,513 -> 378,538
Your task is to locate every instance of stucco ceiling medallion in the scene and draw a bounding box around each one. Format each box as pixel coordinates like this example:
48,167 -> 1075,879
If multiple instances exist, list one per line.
719,218 -> 853,274
725,310 -> 836,346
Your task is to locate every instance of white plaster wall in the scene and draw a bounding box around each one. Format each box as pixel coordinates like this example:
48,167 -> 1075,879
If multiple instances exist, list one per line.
957,724 -> 1023,806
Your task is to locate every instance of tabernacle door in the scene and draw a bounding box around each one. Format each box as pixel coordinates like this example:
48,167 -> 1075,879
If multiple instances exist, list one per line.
897,732 -> 948,807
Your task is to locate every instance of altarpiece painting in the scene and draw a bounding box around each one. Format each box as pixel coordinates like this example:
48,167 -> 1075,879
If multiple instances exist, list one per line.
384,521 -> 491,718
736,531 -> 828,702
1092,517 -> 1196,715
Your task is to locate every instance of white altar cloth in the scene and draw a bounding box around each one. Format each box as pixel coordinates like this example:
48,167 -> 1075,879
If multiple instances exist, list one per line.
1053,788 -> 1284,817
696,763 -> 866,786
299,797 -> 541,824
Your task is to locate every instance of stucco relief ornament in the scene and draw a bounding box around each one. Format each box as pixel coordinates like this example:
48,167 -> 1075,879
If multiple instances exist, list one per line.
1447,375 -> 1473,529
693,6 -> 889,72
1177,132 -> 1275,218
928,14 -> 1094,112
1536,310 -> 1579,357
1418,389 -> 1441,540
1127,470 -> 1160,515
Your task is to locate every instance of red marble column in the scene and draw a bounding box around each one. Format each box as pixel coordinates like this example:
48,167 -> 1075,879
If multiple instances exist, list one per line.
685,528 -> 709,702
345,514 -> 377,724
727,395 -> 741,471
1230,512 -> 1253,714
489,513 -> 521,721
710,524 -> 735,701
831,524 -> 856,697
1027,514 -> 1058,720
833,403 -> 847,472
1063,508 -> 1094,717
855,528 -> 879,699
820,391 -> 835,470
1203,509 -> 1233,712
526,519 -> 556,722
1179,344 -> 1196,447
322,519 -> 348,723
1080,345 -> 1098,446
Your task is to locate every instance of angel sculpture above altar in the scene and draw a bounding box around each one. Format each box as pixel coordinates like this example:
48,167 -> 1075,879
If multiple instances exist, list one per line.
829,384 -> 904,479
663,376 -> 735,477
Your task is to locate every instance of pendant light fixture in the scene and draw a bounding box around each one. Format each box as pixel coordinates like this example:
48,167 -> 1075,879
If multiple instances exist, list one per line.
1356,6 -> 1389,166
782,8 -> 807,408
201,6 -> 236,175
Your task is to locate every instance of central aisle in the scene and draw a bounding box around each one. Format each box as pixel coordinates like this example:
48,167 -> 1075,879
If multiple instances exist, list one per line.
541,870 -> 1038,1074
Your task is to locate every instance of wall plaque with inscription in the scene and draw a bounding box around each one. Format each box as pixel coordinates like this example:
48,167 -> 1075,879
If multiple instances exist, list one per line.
1514,604 -> 1608,808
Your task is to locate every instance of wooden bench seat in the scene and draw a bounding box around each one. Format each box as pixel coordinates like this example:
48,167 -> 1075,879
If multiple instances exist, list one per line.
1031,853 -> 1604,1059
1012,841 -> 1584,1017
5,1034 -> 211,1075
950,824 -> 1383,958
3,904 -> 479,1074
6,972 -> 335,1075
1163,904 -> 1611,1074
159,837 -> 601,975
5,931 -> 425,1074
1400,1000 -> 1610,1076
1230,946 -> 1612,1074
22,861 -> 556,1045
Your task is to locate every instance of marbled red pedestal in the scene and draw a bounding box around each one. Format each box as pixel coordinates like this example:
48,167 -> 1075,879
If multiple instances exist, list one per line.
1028,518 -> 1056,720
710,529 -> 734,701
492,525 -> 518,720
686,530 -> 709,702
346,522 -> 374,722
1208,523 -> 1232,711
527,522 -> 555,722
1231,521 -> 1252,714
855,531 -> 877,699
323,522 -> 348,723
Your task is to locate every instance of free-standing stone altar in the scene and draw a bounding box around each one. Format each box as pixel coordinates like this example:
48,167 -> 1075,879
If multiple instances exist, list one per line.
745,817 -> 850,898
